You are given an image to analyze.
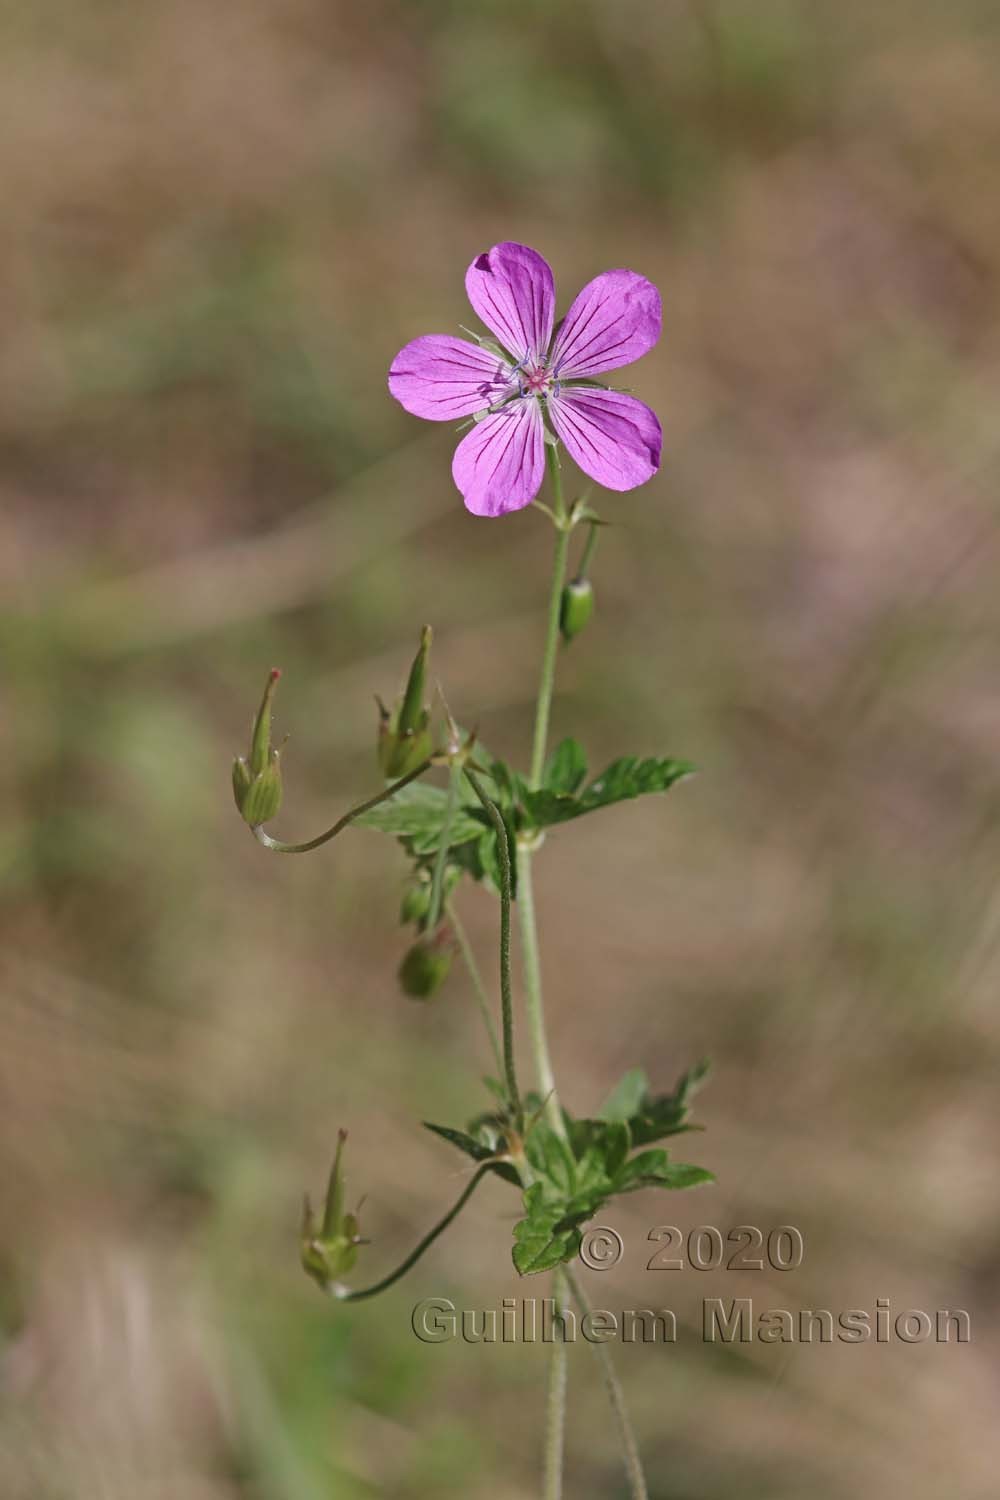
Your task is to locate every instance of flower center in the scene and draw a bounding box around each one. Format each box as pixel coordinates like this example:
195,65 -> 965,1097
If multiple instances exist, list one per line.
520,363 -> 553,397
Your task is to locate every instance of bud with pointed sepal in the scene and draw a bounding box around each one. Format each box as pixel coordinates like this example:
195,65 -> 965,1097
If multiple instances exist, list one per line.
559,577 -> 594,643
377,625 -> 434,779
300,1129 -> 367,1292
398,921 -> 455,999
233,669 -> 284,825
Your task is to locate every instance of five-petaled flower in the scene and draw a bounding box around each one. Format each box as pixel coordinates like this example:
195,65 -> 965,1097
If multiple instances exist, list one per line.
388,242 -> 662,518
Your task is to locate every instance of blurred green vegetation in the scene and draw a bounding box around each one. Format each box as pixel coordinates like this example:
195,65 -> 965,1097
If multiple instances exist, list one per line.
2,1 -> 999,1496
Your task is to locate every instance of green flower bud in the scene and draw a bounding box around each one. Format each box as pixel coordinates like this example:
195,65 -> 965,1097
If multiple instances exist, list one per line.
559,577 -> 594,643
378,625 -> 434,779
400,875 -> 431,927
398,923 -> 455,999
300,1130 -> 367,1292
232,755 -> 253,807
233,669 -> 284,826
400,865 -> 461,929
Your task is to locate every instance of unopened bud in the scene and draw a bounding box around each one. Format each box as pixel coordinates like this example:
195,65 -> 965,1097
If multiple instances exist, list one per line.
400,877 -> 430,927
559,577 -> 594,643
233,669 -> 284,825
400,865 -> 461,929
300,1130 -> 367,1291
398,923 -> 455,999
378,626 -> 434,779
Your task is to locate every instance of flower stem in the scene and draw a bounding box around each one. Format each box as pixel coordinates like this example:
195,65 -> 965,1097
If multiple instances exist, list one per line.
516,846 -> 567,1142
564,1268 -> 649,1500
425,763 -> 460,929
334,1165 -> 491,1303
464,767 -> 522,1129
544,1266 -> 569,1500
576,519 -> 600,580
529,446 -> 571,791
521,447 -> 575,1143
446,899 -> 505,1082
251,761 -> 431,855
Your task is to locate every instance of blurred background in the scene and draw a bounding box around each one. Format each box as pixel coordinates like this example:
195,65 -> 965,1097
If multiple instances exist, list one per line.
2,0 -> 999,1495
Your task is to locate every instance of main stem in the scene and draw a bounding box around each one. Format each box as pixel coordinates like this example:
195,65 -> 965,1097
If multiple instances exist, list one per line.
529,447 -> 571,791
516,850 -> 565,1141
544,1266 -> 569,1500
526,449 -> 574,1498
521,445 -> 571,1144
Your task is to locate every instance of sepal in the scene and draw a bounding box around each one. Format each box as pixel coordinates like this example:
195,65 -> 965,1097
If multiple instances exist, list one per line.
378,626 -> 434,779
398,922 -> 456,998
233,669 -> 284,826
300,1130 -> 368,1292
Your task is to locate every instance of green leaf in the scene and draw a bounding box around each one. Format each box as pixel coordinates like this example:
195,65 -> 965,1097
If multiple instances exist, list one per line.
599,1068 -> 650,1123
355,783 -> 483,855
512,1223 -> 581,1276
628,1059 -> 711,1147
554,1186 -> 613,1231
543,738 -> 588,796
580,756 -> 695,810
423,1121 -> 520,1187
522,755 -> 694,830
655,1163 -> 715,1190
512,1184 -> 583,1275
524,1122 -> 577,1199
613,1147 -> 669,1187
480,756 -> 530,811
564,1117 -> 630,1191
449,757 -> 521,898
600,1120 -> 631,1181
423,1121 -> 495,1162
473,815 -> 519,901
613,1148 -> 714,1193
622,1161 -> 715,1193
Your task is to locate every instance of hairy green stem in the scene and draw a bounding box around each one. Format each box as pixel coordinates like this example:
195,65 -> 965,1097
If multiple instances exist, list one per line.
565,1269 -> 649,1500
522,450 -> 575,1142
529,447 -> 571,791
576,520 -> 600,580
464,767 -> 522,1128
335,1165 -> 490,1303
426,763 -> 460,929
544,1266 -> 570,1500
516,846 -> 567,1141
447,899 -> 505,1081
252,760 -> 431,855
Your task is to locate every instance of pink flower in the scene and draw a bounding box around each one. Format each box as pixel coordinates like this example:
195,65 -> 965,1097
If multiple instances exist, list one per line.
388,242 -> 662,518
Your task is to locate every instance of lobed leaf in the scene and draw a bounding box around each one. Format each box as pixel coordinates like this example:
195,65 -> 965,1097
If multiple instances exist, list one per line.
542,738 -> 588,796
355,783 -> 483,855
522,755 -> 694,831
617,1159 -> 715,1193
627,1059 -> 711,1147
423,1121 -> 520,1186
524,1122 -> 577,1199
599,1067 -> 650,1123
512,1184 -> 583,1275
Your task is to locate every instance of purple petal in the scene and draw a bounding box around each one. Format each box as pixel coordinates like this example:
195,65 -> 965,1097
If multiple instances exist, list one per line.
550,270 -> 661,378
452,399 -> 545,517
388,335 -> 513,421
547,388 -> 661,491
465,243 -> 555,365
